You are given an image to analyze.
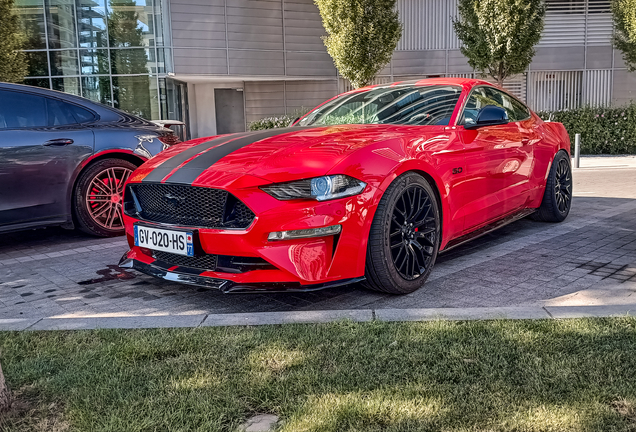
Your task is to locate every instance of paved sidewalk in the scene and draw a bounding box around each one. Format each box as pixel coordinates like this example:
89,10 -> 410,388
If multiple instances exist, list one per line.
1,162 -> 635,330
574,155 -> 636,169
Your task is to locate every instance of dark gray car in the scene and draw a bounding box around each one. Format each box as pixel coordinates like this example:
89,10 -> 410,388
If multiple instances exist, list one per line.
0,83 -> 180,237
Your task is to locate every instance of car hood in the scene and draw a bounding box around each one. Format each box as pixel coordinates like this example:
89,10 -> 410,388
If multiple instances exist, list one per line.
135,124 -> 445,186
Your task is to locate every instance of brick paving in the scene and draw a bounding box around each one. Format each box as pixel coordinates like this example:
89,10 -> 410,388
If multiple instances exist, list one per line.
1,166 -> 635,320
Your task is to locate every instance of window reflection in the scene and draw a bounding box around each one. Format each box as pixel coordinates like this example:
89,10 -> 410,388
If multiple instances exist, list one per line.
45,0 -> 77,49
78,0 -> 108,48
80,48 -> 109,74
110,48 -> 149,74
13,0 -> 173,122
82,76 -> 112,105
50,50 -> 79,75
108,0 -> 154,47
14,0 -> 47,50
112,75 -> 159,120
52,77 -> 80,95
23,78 -> 51,89
24,51 -> 49,76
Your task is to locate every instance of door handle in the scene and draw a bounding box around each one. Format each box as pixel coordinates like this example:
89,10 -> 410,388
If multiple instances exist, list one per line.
521,138 -> 530,145
43,138 -> 74,146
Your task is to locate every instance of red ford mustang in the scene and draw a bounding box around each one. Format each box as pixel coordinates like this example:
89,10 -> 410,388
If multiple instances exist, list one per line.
119,78 -> 572,294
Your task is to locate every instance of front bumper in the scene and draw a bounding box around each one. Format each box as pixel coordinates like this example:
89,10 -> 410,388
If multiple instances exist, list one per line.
119,253 -> 364,293
120,177 -> 379,291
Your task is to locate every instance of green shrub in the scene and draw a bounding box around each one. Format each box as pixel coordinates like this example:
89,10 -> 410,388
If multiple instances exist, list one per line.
248,108 -> 311,131
538,103 -> 636,154
248,115 -> 297,131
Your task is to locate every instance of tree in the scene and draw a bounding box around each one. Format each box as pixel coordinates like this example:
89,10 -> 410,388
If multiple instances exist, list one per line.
612,0 -> 636,71
0,0 -> 27,83
453,0 -> 545,87
315,0 -> 402,89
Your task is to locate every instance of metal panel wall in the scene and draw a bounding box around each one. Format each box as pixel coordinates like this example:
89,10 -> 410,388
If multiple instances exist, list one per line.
244,81 -> 286,123
226,0 -> 284,51
244,80 -> 338,125
585,69 -> 612,106
396,0 -> 461,51
527,71 -> 583,111
539,0 -> 612,46
171,0 -> 226,49
285,80 -> 339,113
284,0 -> 327,52
168,0 -> 628,111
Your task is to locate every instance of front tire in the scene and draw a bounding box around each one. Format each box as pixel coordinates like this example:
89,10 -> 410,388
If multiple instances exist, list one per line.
532,151 -> 572,222
363,172 -> 441,294
73,158 -> 137,237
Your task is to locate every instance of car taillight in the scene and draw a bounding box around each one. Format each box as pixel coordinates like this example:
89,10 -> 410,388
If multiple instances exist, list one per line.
157,132 -> 181,148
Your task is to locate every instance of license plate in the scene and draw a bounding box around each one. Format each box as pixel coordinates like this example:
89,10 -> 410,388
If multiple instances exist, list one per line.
134,225 -> 194,256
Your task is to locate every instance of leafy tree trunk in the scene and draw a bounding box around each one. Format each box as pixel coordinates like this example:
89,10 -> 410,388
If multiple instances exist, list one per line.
0,360 -> 10,412
315,0 -> 402,89
453,0 -> 545,87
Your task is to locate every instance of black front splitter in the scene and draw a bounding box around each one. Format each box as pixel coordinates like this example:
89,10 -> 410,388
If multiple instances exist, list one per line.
119,254 -> 364,293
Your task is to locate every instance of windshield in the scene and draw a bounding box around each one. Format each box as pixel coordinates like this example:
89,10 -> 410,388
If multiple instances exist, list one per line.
298,85 -> 462,127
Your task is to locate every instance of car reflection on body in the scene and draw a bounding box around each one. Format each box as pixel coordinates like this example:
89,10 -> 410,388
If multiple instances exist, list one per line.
120,78 -> 572,294
0,82 -> 180,237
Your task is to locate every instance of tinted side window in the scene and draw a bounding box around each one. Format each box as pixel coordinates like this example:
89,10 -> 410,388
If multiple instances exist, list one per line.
66,103 -> 96,123
510,97 -> 531,121
461,87 -> 507,125
483,88 -> 531,122
46,98 -> 78,126
0,90 -> 47,129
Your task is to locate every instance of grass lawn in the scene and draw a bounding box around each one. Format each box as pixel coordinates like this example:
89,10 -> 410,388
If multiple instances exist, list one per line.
1,318 -> 636,431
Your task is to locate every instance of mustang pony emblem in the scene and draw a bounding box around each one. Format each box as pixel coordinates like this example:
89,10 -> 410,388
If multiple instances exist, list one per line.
163,193 -> 185,207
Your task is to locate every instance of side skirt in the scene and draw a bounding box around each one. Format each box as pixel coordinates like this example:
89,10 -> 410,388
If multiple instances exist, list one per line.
440,208 -> 536,253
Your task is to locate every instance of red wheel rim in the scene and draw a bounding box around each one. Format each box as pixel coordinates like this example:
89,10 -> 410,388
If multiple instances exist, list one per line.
85,167 -> 132,230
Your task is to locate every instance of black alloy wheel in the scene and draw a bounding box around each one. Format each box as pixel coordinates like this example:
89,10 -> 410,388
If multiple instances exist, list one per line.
554,157 -> 572,213
74,158 -> 138,237
390,185 -> 437,280
532,150 -> 572,222
364,172 -> 440,294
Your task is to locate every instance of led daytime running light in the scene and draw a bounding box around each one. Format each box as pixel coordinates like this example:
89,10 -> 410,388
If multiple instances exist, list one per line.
268,224 -> 342,241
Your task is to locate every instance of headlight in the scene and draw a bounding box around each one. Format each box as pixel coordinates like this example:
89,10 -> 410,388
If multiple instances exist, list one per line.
261,175 -> 366,201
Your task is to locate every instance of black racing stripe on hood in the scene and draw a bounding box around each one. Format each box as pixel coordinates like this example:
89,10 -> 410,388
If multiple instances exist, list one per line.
164,127 -> 313,185
141,132 -> 253,183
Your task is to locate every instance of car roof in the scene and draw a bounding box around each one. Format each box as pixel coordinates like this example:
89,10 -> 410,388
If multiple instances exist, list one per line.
346,77 -> 493,94
0,82 -> 153,124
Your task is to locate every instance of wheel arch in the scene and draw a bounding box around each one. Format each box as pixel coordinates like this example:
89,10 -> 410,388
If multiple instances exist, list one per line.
66,150 -> 147,227
360,167 -> 446,276
408,169 -> 444,248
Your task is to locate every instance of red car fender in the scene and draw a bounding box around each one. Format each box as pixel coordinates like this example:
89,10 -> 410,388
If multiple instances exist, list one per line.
328,146 -> 456,269
65,148 -> 148,223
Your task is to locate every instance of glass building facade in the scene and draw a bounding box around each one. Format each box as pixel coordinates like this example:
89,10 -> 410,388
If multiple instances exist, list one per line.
14,0 -> 181,121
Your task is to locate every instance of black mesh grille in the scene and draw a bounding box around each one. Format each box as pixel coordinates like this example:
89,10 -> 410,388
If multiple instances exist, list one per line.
151,251 -> 275,273
153,251 -> 218,271
125,184 -> 254,229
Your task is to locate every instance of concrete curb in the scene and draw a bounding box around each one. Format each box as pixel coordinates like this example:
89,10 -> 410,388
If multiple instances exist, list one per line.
1,305 -> 635,331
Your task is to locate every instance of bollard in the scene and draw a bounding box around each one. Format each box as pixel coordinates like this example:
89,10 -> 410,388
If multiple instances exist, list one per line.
574,133 -> 581,168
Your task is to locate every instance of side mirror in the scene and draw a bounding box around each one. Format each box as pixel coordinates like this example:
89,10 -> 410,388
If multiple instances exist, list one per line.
464,105 -> 508,129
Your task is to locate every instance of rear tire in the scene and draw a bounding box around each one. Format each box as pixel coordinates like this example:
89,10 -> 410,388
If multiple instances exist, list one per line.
73,158 -> 137,237
532,151 -> 572,222
363,172 -> 441,294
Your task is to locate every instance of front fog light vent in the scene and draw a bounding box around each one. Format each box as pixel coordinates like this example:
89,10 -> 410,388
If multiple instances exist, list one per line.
268,225 -> 342,241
